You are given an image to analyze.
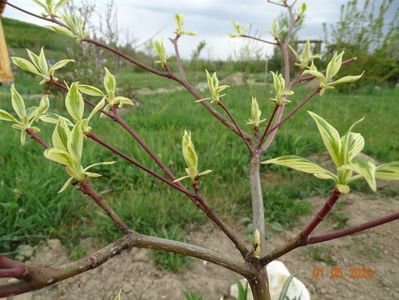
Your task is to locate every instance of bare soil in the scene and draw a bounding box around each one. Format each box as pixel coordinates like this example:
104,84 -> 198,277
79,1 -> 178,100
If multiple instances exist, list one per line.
6,191 -> 399,300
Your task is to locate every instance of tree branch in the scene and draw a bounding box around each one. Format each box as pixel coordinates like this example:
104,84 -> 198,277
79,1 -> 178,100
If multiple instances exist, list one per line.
240,34 -> 277,46
169,34 -> 187,81
261,88 -> 321,152
0,232 -> 251,297
218,101 -> 252,152
249,151 -> 266,255
26,128 -> 49,148
260,188 -> 341,264
79,180 -> 130,234
111,108 -> 179,182
308,212 -> 399,244
86,131 -> 194,198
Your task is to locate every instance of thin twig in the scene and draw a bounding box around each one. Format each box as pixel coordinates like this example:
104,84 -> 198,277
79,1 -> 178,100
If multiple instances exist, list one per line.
218,101 -> 252,153
79,180 -> 130,234
241,34 -> 277,46
111,108 -> 179,182
26,128 -> 49,148
193,182 -> 249,258
308,212 -> 399,244
169,34 -> 187,81
261,87 -> 320,152
86,131 -> 195,198
258,105 -> 279,147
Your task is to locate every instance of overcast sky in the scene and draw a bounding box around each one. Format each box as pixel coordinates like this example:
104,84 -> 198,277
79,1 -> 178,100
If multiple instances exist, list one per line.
3,0 -> 396,59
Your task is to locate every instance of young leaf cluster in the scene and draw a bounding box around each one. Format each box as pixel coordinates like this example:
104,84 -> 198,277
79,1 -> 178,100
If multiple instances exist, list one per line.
44,119 -> 115,193
270,71 -> 294,105
198,70 -> 230,104
0,85 -> 50,145
174,13 -> 197,36
263,112 -> 399,193
32,0 -> 69,17
78,68 -> 134,114
49,10 -> 87,42
174,131 -> 212,183
303,52 -> 364,95
11,48 -> 74,84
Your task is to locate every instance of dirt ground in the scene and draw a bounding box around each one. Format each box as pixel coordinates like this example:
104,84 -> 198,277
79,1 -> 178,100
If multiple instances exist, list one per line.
5,190 -> 399,300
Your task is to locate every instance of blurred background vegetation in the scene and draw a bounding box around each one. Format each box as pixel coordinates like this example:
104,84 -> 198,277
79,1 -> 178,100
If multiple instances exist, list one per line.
0,0 -> 398,271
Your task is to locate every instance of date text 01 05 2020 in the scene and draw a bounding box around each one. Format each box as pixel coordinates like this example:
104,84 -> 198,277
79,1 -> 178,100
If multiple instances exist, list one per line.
312,266 -> 375,279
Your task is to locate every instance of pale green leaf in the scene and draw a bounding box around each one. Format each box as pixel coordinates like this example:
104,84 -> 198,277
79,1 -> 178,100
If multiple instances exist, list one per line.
350,158 -> 377,191
67,123 -> 84,163
38,47 -> 49,74
52,119 -> 70,152
11,57 -> 41,75
262,155 -> 336,180
0,109 -> 17,122
376,162 -> 399,181
87,98 -> 106,122
84,161 -> 116,172
11,85 -> 26,119
65,83 -> 84,122
340,117 -> 365,164
20,131 -> 27,145
58,177 -> 74,193
84,172 -> 102,178
104,67 -> 116,96
331,72 -> 364,86
308,111 -> 342,166
49,59 -> 75,75
32,95 -> 50,122
78,84 -> 104,97
44,148 -> 73,166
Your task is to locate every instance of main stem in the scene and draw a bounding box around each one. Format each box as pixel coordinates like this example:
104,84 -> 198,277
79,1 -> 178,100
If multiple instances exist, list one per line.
248,268 -> 271,300
249,151 -> 271,300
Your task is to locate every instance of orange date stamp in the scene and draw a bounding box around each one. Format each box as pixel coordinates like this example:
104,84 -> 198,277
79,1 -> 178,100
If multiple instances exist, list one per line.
312,266 -> 375,279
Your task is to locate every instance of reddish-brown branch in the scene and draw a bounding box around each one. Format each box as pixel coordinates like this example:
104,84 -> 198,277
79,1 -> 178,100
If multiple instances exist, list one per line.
169,34 -> 187,81
0,256 -> 25,279
83,38 -> 171,78
308,212 -> 399,244
241,34 -> 277,46
301,188 -> 341,238
218,101 -> 252,152
1,0 -> 64,26
111,108 -> 178,181
79,180 -> 130,234
26,128 -> 49,148
86,131 -> 194,198
258,105 -> 279,147
261,88 -> 321,151
193,183 -> 249,258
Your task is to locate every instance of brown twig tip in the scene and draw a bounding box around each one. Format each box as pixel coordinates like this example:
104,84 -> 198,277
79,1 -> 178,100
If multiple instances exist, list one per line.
0,256 -> 25,279
26,129 -> 49,149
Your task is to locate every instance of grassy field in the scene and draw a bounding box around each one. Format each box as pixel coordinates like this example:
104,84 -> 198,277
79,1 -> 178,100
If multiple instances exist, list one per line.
1,18 -> 398,271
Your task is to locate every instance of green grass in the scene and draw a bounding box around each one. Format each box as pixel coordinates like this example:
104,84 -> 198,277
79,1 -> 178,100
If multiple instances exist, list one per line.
3,17 -> 71,56
0,70 -> 398,268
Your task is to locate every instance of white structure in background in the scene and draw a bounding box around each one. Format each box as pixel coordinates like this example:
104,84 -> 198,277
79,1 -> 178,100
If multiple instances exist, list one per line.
229,260 -> 310,300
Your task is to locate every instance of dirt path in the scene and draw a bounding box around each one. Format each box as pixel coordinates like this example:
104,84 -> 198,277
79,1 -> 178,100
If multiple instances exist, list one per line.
6,192 -> 399,300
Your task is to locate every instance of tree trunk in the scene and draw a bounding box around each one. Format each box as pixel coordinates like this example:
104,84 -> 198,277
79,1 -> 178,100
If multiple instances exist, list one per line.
248,268 -> 271,300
